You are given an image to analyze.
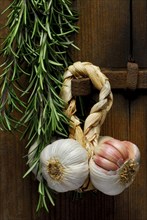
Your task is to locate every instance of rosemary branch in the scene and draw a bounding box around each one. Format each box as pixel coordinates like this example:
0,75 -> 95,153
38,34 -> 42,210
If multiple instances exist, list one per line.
0,0 -> 78,211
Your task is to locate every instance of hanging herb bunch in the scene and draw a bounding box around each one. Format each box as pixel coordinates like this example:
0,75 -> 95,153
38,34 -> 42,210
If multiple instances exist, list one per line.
0,0 -> 78,211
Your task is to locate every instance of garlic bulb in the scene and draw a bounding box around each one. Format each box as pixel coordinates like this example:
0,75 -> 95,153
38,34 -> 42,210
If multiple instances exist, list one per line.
40,139 -> 89,192
90,136 -> 140,195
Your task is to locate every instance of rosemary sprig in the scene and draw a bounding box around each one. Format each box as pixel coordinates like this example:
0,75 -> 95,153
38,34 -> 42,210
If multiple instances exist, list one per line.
0,0 -> 78,211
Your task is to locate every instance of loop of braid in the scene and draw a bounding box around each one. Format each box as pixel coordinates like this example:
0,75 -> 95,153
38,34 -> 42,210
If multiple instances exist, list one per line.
60,61 -> 113,157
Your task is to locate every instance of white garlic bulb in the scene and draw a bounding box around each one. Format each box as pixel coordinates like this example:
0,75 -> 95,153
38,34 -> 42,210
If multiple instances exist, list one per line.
40,139 -> 89,192
90,136 -> 140,195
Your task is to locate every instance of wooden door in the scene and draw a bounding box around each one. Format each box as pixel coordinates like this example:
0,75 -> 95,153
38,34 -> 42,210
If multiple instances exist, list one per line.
0,1 -> 147,220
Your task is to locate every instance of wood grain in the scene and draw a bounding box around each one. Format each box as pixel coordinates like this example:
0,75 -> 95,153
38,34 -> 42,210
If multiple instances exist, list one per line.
1,0 -> 147,220
133,0 -> 147,67
129,92 -> 147,219
101,93 -> 130,220
72,0 -> 130,68
0,133 -> 32,220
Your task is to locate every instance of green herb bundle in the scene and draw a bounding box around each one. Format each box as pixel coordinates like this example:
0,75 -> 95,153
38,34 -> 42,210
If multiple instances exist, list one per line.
0,0 -> 78,211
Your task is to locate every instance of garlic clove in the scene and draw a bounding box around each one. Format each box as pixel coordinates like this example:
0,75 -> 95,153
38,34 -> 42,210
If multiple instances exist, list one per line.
122,141 -> 141,161
40,139 -> 89,192
105,139 -> 129,161
94,154 -> 119,171
94,136 -> 114,152
95,142 -> 124,165
90,136 -> 140,195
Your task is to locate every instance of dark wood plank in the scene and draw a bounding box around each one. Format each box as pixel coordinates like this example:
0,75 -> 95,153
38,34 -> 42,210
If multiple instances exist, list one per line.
102,92 -> 147,220
0,2 -> 33,220
101,93 -> 130,220
72,0 -> 130,68
0,133 -> 32,220
106,92 -> 147,220
133,0 -> 147,67
129,93 -> 147,219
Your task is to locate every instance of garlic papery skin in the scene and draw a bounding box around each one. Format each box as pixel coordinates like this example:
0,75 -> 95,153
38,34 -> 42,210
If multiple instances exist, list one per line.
90,136 -> 140,195
40,139 -> 89,192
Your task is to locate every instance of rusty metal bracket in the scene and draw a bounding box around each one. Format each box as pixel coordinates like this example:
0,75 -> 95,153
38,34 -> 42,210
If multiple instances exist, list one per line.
126,62 -> 139,90
71,78 -> 92,96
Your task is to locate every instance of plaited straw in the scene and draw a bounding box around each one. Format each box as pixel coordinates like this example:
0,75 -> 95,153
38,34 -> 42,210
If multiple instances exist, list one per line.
60,61 -> 113,190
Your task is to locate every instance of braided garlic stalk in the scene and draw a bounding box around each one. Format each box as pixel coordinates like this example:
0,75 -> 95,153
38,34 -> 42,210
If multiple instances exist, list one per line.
60,61 -> 113,155
30,62 -> 140,195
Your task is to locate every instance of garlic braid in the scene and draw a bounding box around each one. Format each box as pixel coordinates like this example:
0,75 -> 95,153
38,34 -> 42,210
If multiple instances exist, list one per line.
60,61 -> 113,157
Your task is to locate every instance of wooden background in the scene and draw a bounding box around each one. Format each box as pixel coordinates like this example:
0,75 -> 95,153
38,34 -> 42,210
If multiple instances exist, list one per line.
0,0 -> 147,219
